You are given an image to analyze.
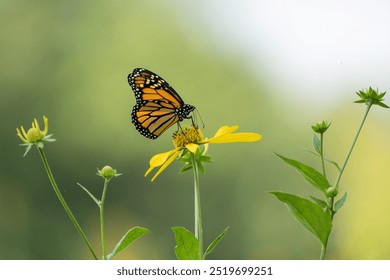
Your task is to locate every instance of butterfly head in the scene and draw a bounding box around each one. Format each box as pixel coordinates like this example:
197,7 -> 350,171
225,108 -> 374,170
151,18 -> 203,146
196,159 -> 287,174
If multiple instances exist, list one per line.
177,104 -> 195,121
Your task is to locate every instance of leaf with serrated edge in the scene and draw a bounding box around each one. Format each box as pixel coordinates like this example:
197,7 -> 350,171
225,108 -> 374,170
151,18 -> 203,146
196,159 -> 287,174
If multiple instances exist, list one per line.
275,153 -> 330,194
269,191 -> 332,247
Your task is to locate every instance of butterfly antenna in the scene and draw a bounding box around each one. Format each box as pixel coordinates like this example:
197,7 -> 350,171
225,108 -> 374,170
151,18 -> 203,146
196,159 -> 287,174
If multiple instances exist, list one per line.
194,108 -> 205,129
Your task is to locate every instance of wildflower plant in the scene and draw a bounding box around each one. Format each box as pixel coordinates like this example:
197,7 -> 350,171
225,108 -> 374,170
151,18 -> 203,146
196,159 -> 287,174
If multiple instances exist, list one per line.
78,166 -> 150,260
17,116 -> 149,259
269,88 -> 388,259
145,125 -> 262,259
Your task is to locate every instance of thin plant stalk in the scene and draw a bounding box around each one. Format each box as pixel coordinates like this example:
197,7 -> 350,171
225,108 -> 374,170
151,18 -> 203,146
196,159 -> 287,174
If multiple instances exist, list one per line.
191,154 -> 204,259
320,133 -> 326,177
320,244 -> 327,260
334,102 -> 372,192
99,179 -> 109,260
37,147 -> 98,260
322,102 -> 372,260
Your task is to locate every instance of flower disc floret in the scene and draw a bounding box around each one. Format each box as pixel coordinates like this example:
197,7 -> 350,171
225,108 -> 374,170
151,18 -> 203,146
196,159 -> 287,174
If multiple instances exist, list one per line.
173,126 -> 204,148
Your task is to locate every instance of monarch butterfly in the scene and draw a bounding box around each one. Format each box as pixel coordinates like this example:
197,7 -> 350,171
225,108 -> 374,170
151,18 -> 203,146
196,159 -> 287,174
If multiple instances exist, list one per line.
128,68 -> 195,139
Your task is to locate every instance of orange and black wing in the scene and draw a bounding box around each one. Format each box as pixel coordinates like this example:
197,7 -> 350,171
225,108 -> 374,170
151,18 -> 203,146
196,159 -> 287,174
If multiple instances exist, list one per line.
128,68 -> 195,139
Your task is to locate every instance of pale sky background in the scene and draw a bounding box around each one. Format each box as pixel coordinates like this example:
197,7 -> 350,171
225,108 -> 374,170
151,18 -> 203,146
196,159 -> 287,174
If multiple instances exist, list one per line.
177,0 -> 390,110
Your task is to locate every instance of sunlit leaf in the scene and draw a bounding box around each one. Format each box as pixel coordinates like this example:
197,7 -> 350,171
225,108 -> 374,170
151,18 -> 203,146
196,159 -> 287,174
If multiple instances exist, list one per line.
172,226 -> 201,260
275,153 -> 330,194
269,191 -> 332,247
107,227 -> 150,260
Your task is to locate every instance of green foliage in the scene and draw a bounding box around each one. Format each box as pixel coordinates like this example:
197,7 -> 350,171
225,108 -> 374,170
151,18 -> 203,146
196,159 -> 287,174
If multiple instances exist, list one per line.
179,146 -> 212,174
204,227 -> 229,259
274,153 -> 330,194
107,227 -> 151,260
270,88 -> 388,259
335,192 -> 347,212
269,192 -> 332,247
354,87 -> 389,108
172,226 -> 201,260
172,226 -> 229,260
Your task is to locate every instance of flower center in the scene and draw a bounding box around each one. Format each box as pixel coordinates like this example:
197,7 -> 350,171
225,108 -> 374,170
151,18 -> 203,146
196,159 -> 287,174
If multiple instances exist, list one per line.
173,126 -> 203,148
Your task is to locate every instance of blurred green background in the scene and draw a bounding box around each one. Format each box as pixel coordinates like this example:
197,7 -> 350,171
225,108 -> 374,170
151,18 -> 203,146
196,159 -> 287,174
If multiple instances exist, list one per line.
1,1 -> 390,259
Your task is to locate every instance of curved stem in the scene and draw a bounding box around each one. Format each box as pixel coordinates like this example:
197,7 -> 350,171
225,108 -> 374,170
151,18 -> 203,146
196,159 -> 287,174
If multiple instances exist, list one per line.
191,154 -> 203,259
100,179 -> 109,260
37,148 -> 98,260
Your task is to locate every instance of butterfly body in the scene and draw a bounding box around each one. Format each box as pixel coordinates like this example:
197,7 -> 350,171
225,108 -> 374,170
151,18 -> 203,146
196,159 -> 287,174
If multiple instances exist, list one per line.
128,68 -> 195,139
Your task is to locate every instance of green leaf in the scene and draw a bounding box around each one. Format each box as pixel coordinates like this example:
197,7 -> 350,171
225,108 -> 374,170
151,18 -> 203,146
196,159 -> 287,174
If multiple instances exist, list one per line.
378,102 -> 389,108
324,158 -> 340,172
204,227 -> 229,259
77,182 -> 99,206
334,192 -> 347,212
172,226 -> 201,260
23,144 -> 33,157
275,153 -> 330,194
107,227 -> 150,260
312,134 -> 321,154
269,191 -> 332,247
179,163 -> 193,173
310,196 -> 328,209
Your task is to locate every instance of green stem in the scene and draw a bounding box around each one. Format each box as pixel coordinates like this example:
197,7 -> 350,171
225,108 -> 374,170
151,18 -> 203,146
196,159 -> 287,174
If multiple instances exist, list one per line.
99,179 -> 109,260
320,244 -> 327,260
37,148 -> 98,260
320,133 -> 326,177
333,103 -> 372,194
191,154 -> 203,259
321,103 -> 372,260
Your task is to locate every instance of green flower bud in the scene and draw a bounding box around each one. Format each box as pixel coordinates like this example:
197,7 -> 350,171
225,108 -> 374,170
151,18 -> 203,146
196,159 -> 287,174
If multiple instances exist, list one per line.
98,166 -> 119,180
354,87 -> 389,108
326,186 -> 338,197
311,120 -> 331,134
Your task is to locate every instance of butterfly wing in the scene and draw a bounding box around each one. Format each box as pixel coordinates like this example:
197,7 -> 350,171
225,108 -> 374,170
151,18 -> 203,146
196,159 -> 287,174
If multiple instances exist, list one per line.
131,100 -> 181,139
128,68 -> 194,139
129,68 -> 185,105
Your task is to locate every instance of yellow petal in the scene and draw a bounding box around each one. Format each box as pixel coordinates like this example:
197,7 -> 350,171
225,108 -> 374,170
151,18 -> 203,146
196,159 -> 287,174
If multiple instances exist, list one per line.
212,125 -> 239,139
199,125 -> 239,144
186,143 -> 199,154
150,150 -> 181,182
145,148 -> 180,178
21,126 -> 28,139
16,128 -> 28,143
43,116 -> 49,136
206,132 -> 262,144
34,118 -> 40,131
149,148 -> 180,168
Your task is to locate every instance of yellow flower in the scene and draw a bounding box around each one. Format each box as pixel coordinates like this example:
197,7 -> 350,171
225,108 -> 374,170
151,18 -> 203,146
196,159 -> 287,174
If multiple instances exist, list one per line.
16,116 -> 55,156
145,125 -> 262,181
17,116 -> 49,144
